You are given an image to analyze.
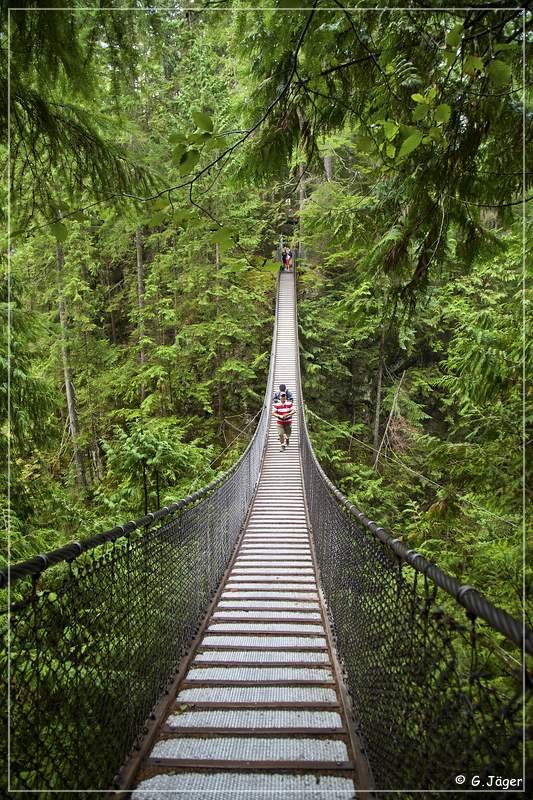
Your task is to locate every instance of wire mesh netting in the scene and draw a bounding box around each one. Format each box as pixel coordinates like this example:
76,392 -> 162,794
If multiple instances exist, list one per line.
300,407 -> 531,793
1,426 -> 269,792
1,280 -> 278,793
2,269 -> 531,796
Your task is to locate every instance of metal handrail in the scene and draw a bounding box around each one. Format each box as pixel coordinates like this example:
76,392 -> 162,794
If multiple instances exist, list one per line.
302,408 -> 532,653
2,274 -> 281,794
294,264 -> 529,789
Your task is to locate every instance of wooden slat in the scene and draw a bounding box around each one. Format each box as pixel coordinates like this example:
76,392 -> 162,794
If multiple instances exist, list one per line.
199,643 -> 328,651
161,726 -> 348,738
144,758 -> 355,772
191,660 -> 331,668
181,679 -> 336,688
170,701 -> 340,710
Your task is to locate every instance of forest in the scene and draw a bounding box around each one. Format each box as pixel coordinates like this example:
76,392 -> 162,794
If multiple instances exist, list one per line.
2,0 -> 531,625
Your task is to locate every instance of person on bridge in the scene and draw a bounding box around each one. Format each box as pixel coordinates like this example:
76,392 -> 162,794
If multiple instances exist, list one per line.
273,383 -> 293,403
272,390 -> 295,451
284,246 -> 293,271
281,245 -> 293,271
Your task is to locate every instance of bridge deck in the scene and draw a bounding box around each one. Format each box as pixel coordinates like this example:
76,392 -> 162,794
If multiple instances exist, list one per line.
133,274 -> 358,798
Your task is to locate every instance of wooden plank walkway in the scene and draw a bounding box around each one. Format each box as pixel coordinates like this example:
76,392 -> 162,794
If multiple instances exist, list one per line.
131,273 -> 359,799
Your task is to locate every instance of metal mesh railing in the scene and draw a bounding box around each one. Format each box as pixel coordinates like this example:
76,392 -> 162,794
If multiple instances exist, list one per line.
298,392 -> 531,792
291,267 -> 531,793
0,281 -> 279,793
301,434 -> 531,790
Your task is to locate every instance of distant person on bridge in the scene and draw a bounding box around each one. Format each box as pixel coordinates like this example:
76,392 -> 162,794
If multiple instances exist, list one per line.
274,383 -> 293,403
281,246 -> 293,272
272,390 -> 295,451
283,246 -> 293,272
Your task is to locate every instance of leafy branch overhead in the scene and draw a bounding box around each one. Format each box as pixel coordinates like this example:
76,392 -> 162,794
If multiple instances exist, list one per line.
3,4 -> 160,227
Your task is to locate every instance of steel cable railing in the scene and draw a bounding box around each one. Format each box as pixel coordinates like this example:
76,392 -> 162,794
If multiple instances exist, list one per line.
293,274 -> 531,793
0,278 -> 280,792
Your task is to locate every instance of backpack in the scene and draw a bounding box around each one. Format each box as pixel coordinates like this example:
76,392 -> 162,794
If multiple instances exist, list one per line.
273,389 -> 293,402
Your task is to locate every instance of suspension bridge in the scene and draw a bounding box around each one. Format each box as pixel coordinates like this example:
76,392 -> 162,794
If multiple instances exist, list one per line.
1,271 -> 530,797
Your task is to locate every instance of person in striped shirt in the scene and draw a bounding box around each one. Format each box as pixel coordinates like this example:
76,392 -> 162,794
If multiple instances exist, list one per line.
272,391 -> 295,451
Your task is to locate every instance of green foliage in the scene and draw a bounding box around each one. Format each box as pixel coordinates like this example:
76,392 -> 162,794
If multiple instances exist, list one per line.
299,211 -> 529,619
4,2 -> 159,227
3,10 -> 530,800
4,1 -> 530,626
231,4 -> 529,293
98,418 -> 214,514
192,110 -> 214,132
4,8 -> 281,566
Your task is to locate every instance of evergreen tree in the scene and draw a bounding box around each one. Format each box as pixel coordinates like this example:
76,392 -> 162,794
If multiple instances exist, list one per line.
2,2 -> 530,621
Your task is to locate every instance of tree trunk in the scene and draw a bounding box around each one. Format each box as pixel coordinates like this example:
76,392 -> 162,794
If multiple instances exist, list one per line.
348,355 -> 357,456
142,460 -> 148,515
83,330 -> 102,483
375,371 -> 406,469
372,360 -> 383,465
324,154 -> 333,181
215,242 -> 223,424
372,328 -> 385,465
296,108 -> 306,263
298,161 -> 306,262
106,261 -> 118,345
135,226 -> 146,402
56,244 -> 87,491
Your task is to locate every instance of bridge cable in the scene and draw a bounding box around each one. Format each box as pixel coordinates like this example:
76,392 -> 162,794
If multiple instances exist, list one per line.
183,406 -> 263,495
306,407 -> 519,529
